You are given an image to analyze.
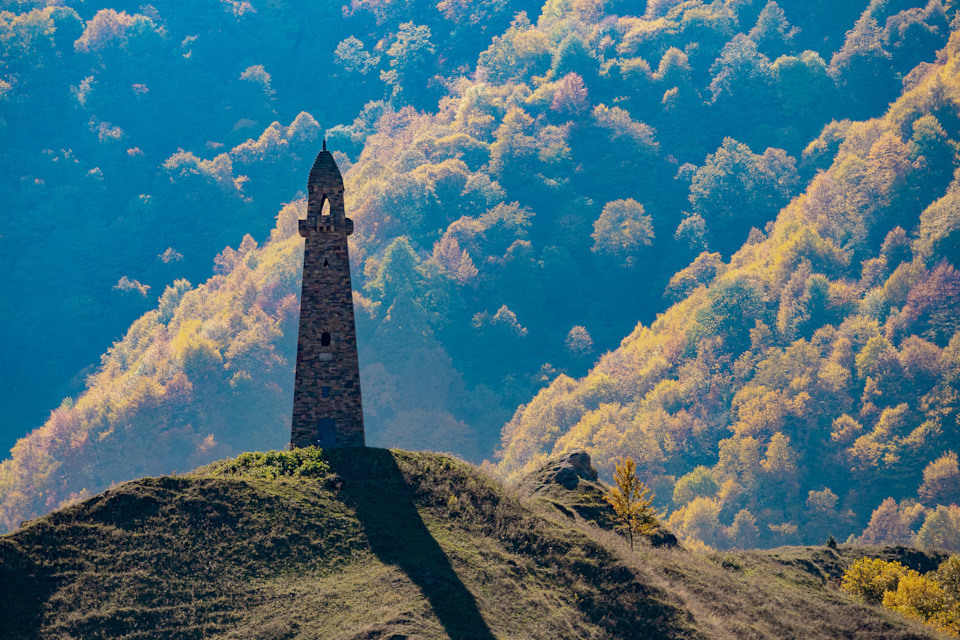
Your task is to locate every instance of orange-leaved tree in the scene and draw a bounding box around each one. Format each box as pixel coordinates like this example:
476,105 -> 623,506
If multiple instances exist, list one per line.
604,457 -> 659,550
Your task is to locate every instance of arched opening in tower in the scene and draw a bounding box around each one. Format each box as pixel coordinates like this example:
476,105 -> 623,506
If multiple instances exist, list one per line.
321,332 -> 331,346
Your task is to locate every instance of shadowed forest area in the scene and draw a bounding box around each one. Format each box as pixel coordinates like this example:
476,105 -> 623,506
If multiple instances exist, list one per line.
3,0 -> 960,554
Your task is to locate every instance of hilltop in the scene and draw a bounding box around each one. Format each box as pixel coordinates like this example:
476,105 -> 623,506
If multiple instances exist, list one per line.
0,448 -> 947,639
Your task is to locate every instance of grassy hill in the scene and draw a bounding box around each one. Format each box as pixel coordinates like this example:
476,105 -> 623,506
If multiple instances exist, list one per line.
0,447 -> 947,639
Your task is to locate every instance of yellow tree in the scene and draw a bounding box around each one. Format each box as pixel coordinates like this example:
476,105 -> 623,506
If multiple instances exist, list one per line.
841,558 -> 911,604
604,457 -> 658,550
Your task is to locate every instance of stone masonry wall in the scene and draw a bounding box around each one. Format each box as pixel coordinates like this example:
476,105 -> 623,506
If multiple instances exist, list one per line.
290,147 -> 365,448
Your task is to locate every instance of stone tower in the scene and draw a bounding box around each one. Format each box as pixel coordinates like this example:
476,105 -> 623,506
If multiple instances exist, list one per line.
291,142 -> 365,449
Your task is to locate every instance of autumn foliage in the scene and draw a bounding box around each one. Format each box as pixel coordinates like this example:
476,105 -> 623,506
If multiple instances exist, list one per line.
4,0 -> 960,542
496,21 -> 960,550
842,555 -> 960,637
604,457 -> 659,549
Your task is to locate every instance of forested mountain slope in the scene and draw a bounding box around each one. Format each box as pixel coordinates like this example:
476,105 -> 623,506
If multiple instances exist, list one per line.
499,26 -> 960,550
0,448 -> 948,639
2,0 -> 957,533
0,0 -> 539,449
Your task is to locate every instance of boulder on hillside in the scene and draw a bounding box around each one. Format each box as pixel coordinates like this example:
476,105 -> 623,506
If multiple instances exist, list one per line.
528,450 -> 598,490
519,450 -> 678,548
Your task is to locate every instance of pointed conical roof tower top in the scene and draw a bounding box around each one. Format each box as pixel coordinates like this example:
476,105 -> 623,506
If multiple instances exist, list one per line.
308,139 -> 344,190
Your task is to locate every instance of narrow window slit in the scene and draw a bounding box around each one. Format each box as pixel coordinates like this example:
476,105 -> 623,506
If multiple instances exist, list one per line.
321,332 -> 331,346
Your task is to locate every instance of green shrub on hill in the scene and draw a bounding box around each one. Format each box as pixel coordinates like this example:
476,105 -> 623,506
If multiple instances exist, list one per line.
204,447 -> 331,479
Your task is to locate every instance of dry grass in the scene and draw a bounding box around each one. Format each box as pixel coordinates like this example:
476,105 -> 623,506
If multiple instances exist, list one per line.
0,448 -> 948,639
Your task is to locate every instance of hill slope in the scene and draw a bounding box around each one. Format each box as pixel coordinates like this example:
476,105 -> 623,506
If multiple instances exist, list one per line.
0,448 -> 947,639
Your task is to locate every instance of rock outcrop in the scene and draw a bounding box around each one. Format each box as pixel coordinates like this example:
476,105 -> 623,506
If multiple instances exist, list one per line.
520,450 -> 678,547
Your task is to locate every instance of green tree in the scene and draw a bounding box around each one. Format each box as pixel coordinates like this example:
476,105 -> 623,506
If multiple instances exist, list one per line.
665,251 -> 724,301
716,435 -> 763,485
654,47 -> 692,86
772,51 -> 831,124
916,506 -> 960,552
729,508 -> 760,548
829,12 -> 894,114
935,555 -> 960,605
565,325 -> 594,359
477,12 -> 549,83
909,115 -> 958,199
673,465 -> 719,508
334,36 -> 379,74
709,34 -> 773,102
919,452 -> 960,506
591,199 -> 654,267
761,432 -> 799,503
674,214 -> 710,252
690,276 -> 767,354
551,32 -> 594,79
688,138 -> 798,248
386,22 -> 434,72
748,1 -> 797,58
680,496 -> 724,548
604,457 -> 659,550
366,236 -> 423,303
382,22 -> 434,97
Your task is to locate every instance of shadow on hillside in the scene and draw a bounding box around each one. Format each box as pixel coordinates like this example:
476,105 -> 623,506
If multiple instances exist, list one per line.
0,538 -> 54,640
328,448 -> 497,640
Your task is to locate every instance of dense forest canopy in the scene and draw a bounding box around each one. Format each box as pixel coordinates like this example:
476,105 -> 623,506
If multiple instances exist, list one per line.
497,22 -> 960,549
3,0 -> 960,550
